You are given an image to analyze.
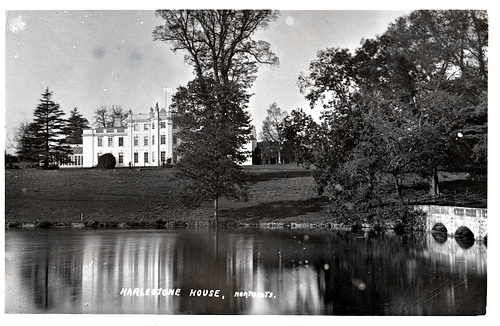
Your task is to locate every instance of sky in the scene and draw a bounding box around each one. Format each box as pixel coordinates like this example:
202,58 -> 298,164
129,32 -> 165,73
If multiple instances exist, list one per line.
3,8 -> 411,153
3,1 -> 498,156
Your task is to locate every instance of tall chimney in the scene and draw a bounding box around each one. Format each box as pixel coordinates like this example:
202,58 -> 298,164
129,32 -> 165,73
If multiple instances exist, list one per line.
112,114 -> 122,127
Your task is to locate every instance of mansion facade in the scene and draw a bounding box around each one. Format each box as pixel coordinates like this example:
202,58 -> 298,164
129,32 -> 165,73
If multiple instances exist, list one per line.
79,104 -> 179,168
62,103 -> 255,168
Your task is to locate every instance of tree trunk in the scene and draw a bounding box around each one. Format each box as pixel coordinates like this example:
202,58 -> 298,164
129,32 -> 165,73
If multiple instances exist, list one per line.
394,174 -> 403,199
428,167 -> 440,198
278,142 -> 282,164
213,196 -> 219,225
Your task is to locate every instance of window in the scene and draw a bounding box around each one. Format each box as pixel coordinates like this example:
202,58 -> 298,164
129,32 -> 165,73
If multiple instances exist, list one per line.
152,151 -> 155,163
97,137 -> 103,147
161,151 -> 166,162
144,152 -> 149,163
119,153 -> 124,164
144,123 -> 149,130
152,122 -> 155,129
118,137 -> 124,147
108,137 -> 113,147
144,136 -> 149,146
133,123 -> 139,131
134,136 -> 139,147
134,153 -> 139,163
161,134 -> 166,145
160,121 -> 166,129
152,135 -> 155,145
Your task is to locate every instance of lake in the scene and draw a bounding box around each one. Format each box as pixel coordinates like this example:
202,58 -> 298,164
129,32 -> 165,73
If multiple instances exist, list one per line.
4,227 -> 487,315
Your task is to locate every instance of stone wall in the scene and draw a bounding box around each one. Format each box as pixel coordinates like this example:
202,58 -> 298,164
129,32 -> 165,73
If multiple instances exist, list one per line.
416,205 -> 487,240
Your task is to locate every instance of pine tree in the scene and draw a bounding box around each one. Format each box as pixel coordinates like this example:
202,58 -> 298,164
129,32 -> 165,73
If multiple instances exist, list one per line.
30,87 -> 71,168
65,107 -> 89,144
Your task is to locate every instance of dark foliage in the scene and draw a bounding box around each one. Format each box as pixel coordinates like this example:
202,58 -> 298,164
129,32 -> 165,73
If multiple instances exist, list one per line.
296,10 -> 487,227
16,88 -> 71,168
98,153 -> 116,169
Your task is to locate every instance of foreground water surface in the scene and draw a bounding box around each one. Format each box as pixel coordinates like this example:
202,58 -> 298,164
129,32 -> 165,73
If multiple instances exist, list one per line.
5,228 -> 486,315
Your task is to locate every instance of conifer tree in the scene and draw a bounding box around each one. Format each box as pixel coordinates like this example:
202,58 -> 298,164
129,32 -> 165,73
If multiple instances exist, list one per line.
65,107 -> 89,144
29,87 -> 71,168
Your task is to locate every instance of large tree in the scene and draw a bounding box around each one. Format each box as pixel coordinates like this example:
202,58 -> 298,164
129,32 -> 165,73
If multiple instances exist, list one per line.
93,105 -> 112,128
171,79 -> 253,220
65,107 -> 89,144
296,10 -> 487,228
21,88 -> 71,168
153,10 -> 279,87
282,108 -> 319,166
153,10 -> 279,222
15,121 -> 40,162
93,105 -> 128,128
260,102 -> 287,164
381,10 -> 488,191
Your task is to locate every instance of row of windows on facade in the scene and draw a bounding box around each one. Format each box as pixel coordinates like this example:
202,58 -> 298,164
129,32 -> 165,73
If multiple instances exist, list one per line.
98,151 -> 170,164
97,135 -> 177,147
95,122 -> 173,134
133,121 -> 170,131
62,155 -> 83,166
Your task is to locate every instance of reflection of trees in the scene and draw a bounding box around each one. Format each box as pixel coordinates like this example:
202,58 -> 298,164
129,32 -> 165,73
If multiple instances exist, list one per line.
7,228 -> 486,315
18,230 -> 85,312
21,248 -> 51,309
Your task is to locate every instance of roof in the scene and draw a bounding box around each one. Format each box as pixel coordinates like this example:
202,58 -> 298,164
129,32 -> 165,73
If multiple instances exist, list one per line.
71,146 -> 83,155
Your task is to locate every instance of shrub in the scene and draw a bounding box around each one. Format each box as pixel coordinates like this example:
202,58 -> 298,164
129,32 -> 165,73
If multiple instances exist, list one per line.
98,153 -> 116,169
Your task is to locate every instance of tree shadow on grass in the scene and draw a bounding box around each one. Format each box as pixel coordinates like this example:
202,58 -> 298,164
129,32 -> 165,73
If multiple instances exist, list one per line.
246,170 -> 312,182
219,196 -> 329,222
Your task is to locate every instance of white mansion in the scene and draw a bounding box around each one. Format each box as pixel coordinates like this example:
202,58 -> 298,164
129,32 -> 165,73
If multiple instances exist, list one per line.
77,103 -> 178,168
63,103 -> 254,168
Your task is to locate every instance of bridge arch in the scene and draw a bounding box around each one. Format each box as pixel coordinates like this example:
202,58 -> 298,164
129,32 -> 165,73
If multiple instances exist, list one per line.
431,223 -> 448,243
454,226 -> 475,249
416,205 -> 487,241
431,223 -> 447,233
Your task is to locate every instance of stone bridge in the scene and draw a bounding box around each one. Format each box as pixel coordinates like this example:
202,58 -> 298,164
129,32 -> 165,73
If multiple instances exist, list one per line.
415,205 -> 487,240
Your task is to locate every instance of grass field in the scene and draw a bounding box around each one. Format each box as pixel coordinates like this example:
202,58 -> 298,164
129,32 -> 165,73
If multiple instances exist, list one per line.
4,165 -> 486,227
4,165 -> 329,226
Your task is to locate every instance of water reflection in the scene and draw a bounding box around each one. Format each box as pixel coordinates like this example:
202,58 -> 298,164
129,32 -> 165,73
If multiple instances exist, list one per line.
5,228 -> 486,315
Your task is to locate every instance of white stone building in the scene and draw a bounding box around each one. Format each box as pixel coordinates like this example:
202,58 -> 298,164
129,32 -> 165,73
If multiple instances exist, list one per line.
61,102 -> 255,168
81,104 -> 179,168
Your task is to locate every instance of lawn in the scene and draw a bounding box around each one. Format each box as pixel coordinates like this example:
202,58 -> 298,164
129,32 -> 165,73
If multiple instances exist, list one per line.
4,165 -> 329,226
4,165 -> 486,227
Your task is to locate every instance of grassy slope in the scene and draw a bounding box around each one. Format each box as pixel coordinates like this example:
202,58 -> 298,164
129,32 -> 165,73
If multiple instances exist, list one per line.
4,165 -> 328,225
4,165 -> 486,225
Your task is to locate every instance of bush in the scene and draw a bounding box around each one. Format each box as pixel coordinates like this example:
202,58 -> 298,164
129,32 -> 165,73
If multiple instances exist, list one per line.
98,153 -> 116,169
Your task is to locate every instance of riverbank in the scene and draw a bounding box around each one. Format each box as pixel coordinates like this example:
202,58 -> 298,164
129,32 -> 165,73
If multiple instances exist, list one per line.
4,165 -> 486,228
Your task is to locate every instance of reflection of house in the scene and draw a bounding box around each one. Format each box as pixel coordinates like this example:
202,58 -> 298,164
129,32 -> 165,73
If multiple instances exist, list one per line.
81,104 -> 179,168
